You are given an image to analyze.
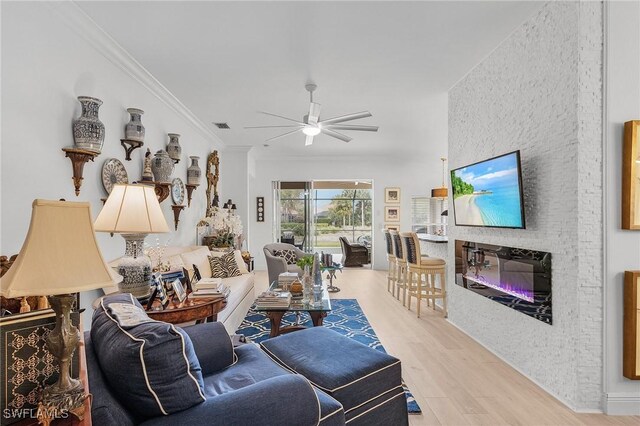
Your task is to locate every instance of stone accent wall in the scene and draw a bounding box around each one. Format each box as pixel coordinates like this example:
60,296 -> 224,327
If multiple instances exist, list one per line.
448,1 -> 603,410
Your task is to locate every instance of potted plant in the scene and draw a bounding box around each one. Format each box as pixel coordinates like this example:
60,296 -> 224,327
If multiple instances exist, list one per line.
296,255 -> 314,270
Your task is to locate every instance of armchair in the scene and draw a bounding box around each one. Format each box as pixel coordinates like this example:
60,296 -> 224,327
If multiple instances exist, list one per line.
86,321 -> 345,426
263,243 -> 306,284
339,237 -> 369,267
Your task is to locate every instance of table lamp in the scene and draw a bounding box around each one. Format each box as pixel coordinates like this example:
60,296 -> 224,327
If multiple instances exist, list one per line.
94,184 -> 169,300
0,199 -> 120,414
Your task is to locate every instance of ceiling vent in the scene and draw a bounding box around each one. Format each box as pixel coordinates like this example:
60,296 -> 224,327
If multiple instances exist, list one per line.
213,122 -> 230,129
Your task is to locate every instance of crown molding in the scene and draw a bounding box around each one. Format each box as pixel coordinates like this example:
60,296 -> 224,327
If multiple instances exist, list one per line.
46,1 -> 225,148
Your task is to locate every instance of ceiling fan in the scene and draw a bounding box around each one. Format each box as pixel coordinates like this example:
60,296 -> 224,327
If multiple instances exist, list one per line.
245,84 -> 379,146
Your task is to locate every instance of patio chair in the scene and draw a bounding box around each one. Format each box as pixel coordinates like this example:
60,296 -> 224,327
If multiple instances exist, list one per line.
338,237 -> 369,267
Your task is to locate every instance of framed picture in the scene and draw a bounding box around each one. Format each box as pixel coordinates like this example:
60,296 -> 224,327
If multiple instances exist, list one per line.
152,273 -> 169,309
172,279 -> 187,303
182,267 -> 192,292
384,224 -> 400,231
256,197 -> 265,222
623,270 -> 640,379
384,206 -> 400,222
385,187 -> 401,203
146,288 -> 158,311
163,278 -> 175,298
622,120 -> 639,230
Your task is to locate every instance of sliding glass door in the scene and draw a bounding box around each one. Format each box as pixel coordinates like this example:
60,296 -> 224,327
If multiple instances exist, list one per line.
273,181 -> 312,251
273,180 -> 372,266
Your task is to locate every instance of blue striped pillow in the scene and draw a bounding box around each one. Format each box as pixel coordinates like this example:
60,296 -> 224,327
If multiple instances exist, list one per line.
90,294 -> 205,418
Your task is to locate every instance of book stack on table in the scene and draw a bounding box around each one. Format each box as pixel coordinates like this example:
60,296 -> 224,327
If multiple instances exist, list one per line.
255,291 -> 291,309
191,277 -> 230,299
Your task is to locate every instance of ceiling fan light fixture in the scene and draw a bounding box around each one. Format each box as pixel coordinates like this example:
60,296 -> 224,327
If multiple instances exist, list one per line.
302,126 -> 321,136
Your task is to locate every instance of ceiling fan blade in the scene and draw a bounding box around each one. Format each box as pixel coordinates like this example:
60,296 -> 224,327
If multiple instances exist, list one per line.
266,128 -> 302,142
319,111 -> 372,125
323,124 -> 379,132
321,128 -> 352,143
258,111 -> 305,125
244,125 -> 302,129
308,102 -> 321,124
305,135 -> 314,146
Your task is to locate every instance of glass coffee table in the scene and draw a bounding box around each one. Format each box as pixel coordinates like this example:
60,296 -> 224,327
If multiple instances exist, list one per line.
256,281 -> 332,338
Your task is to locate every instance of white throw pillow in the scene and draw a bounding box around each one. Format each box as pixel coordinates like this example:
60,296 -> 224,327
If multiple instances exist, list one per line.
233,250 -> 250,274
167,255 -> 185,271
180,247 -> 213,278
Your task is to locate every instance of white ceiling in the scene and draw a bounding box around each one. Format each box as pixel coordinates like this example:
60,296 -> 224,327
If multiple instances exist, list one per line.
78,1 -> 541,157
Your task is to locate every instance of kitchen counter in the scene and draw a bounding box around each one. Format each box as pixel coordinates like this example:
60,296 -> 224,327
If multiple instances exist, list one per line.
416,233 -> 448,243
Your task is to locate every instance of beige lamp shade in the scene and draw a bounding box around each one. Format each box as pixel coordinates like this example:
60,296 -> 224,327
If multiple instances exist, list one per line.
0,200 -> 121,298
94,184 -> 170,234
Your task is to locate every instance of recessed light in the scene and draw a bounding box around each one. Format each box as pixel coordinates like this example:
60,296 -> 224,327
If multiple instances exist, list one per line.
263,144 -> 270,147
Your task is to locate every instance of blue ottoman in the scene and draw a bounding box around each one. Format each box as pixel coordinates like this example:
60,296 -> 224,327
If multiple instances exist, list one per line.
260,327 -> 408,425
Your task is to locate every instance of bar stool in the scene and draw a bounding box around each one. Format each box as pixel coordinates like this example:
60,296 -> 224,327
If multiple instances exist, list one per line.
389,230 -> 408,305
383,230 -> 396,295
400,232 -> 447,318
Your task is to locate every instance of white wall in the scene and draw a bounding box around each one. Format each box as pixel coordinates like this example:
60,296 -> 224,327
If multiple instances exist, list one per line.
218,146 -> 252,250
248,106 -> 448,271
0,2 -> 223,324
603,0 -> 640,415
448,1 -> 604,411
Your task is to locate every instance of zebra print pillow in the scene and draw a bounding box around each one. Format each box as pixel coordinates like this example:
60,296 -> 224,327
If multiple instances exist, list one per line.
208,252 -> 241,278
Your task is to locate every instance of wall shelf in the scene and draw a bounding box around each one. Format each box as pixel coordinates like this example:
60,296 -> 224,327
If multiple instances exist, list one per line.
171,205 -> 185,230
185,184 -> 198,207
151,182 -> 171,203
120,139 -> 144,161
62,147 -> 98,196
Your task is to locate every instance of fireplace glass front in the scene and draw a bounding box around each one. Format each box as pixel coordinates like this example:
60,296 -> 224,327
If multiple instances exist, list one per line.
455,240 -> 552,324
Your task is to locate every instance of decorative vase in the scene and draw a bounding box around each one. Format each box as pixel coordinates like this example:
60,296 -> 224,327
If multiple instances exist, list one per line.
187,156 -> 201,185
117,234 -> 152,300
125,108 -> 145,142
302,265 -> 312,304
72,96 -> 105,153
290,279 -> 303,297
312,253 -> 322,287
151,149 -> 174,183
166,133 -> 182,163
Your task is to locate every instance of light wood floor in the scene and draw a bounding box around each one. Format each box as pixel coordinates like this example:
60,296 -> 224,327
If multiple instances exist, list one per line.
253,269 -> 639,426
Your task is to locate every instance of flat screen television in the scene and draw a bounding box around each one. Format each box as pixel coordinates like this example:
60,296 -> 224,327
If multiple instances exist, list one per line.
450,150 -> 525,229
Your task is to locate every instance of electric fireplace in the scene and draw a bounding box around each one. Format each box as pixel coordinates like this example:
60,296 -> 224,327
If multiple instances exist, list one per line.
455,240 -> 552,324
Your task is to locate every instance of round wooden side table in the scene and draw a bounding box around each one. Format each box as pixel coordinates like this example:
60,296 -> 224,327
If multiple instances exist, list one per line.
93,293 -> 227,325
147,296 -> 226,324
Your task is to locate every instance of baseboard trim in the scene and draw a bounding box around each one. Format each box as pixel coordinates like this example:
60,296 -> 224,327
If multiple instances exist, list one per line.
603,393 -> 640,415
446,319 -> 601,413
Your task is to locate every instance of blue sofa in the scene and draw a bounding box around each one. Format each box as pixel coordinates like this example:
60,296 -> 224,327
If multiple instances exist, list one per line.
87,293 -> 407,425
86,295 -> 345,426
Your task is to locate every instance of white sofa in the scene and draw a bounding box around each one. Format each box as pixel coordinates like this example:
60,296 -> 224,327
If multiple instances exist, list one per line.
107,246 -> 254,334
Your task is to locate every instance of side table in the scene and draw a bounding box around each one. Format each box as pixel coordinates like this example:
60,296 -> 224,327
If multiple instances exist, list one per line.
321,265 -> 343,293
93,293 -> 227,325
147,296 -> 226,324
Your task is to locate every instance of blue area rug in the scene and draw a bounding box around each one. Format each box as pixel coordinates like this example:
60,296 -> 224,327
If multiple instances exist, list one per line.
236,299 -> 422,414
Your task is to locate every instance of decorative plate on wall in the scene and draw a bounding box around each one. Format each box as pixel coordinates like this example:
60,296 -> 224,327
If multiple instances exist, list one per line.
101,158 -> 128,194
171,178 -> 186,205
